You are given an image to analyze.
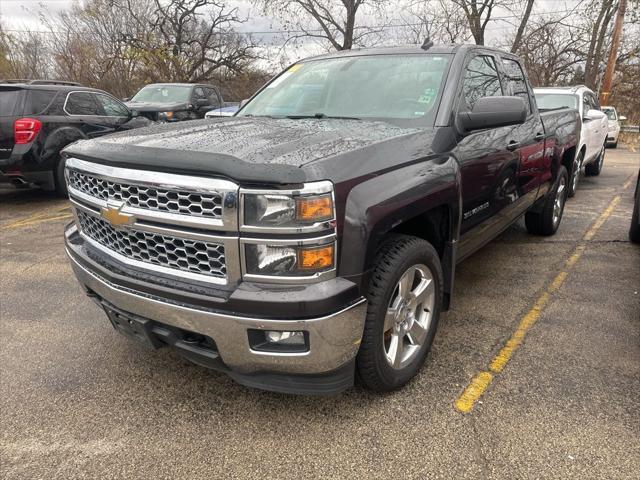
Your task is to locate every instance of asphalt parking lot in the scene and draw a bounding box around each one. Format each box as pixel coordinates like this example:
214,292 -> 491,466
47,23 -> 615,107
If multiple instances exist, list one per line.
1,147 -> 638,479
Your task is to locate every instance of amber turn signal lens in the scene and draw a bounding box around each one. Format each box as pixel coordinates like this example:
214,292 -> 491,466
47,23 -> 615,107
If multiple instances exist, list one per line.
298,245 -> 334,270
296,194 -> 333,222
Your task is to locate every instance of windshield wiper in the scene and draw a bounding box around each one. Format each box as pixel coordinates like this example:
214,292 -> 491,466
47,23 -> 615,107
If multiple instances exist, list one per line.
285,113 -> 360,120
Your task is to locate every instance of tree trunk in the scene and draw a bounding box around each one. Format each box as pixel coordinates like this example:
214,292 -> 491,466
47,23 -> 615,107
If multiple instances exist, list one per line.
511,0 -> 535,53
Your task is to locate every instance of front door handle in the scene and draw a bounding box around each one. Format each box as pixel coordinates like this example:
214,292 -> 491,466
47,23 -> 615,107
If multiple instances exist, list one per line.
534,132 -> 545,141
507,141 -> 520,151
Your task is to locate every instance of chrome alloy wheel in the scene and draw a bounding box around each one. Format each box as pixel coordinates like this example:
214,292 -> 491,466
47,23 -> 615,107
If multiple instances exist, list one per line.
553,175 -> 566,228
383,264 -> 435,369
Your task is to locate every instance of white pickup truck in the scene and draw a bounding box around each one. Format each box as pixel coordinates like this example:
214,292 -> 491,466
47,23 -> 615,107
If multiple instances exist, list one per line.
534,85 -> 608,197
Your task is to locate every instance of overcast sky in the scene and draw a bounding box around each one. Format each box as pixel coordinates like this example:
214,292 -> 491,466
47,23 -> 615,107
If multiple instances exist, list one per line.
0,0 -> 584,67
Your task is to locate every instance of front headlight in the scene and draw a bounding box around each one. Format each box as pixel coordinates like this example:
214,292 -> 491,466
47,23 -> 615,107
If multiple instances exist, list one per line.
243,240 -> 335,278
241,181 -> 334,232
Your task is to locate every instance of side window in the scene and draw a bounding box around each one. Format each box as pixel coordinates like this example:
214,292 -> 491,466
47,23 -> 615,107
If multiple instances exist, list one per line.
205,88 -> 221,108
461,55 -> 503,111
96,94 -> 129,117
501,58 -> 532,115
27,90 -> 57,115
65,92 -> 103,116
193,87 -> 207,103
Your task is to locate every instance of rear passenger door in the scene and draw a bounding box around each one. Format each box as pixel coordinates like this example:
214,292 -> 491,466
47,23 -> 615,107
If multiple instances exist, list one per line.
499,56 -> 546,206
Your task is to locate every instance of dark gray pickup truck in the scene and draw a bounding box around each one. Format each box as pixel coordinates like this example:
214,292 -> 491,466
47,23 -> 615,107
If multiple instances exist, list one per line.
63,45 -> 580,394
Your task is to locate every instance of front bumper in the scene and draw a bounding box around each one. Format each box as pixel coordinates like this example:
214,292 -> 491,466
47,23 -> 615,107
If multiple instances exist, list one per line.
65,224 -> 367,394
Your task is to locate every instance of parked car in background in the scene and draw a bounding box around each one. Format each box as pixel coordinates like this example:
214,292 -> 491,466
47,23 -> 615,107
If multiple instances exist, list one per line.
63,44 -> 580,395
124,83 -> 225,122
0,80 -> 151,195
534,85 -> 608,197
601,106 -> 626,148
205,105 -> 240,118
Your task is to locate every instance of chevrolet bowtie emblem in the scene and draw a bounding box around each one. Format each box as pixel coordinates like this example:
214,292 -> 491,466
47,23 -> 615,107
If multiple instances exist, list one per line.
100,202 -> 135,227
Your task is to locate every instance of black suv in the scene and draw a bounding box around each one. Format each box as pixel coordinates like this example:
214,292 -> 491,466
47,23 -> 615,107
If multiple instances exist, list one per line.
124,83 -> 226,122
0,80 -> 150,195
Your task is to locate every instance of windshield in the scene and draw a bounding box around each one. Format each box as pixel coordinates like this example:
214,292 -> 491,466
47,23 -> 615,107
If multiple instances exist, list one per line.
131,85 -> 191,104
602,107 -> 617,120
534,93 -> 578,110
240,54 -> 452,124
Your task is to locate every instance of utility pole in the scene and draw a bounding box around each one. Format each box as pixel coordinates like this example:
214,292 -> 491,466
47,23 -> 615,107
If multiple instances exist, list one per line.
600,0 -> 627,105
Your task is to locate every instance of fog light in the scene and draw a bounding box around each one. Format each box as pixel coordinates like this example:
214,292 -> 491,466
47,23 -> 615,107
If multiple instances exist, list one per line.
247,329 -> 309,353
266,330 -> 305,345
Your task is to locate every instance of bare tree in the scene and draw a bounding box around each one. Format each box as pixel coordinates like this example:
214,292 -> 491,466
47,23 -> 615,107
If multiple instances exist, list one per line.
515,18 -> 585,86
399,0 -> 473,44
511,0 -> 535,52
123,0 -> 257,83
0,27 -> 52,80
584,0 -> 617,89
253,0 -> 389,51
452,0 -> 498,45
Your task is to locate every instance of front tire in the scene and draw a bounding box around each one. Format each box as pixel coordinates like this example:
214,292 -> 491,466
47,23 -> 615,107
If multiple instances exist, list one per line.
525,165 -> 568,236
357,235 -> 442,391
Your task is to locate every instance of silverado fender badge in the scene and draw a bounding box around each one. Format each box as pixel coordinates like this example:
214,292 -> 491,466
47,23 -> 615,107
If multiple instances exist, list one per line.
101,202 -> 135,227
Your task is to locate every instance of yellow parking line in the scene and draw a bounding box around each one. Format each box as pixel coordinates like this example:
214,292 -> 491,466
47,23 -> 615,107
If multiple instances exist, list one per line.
622,173 -> 636,190
455,188 -> 627,414
2,207 -> 72,230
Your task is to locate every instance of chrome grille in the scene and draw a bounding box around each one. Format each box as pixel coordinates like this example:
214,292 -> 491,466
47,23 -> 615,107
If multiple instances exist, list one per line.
76,210 -> 226,279
68,169 -> 223,219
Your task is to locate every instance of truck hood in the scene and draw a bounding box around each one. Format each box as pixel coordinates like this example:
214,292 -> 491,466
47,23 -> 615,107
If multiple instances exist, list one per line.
124,101 -> 189,112
63,117 -> 431,185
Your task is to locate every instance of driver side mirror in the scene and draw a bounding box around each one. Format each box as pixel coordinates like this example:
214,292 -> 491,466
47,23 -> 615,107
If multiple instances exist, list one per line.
239,98 -> 249,108
123,97 -> 130,102
458,96 -> 527,133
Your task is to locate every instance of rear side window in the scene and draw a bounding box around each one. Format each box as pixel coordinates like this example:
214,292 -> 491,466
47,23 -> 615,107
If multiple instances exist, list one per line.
501,58 -> 532,115
0,88 -> 24,116
461,55 -> 502,111
65,92 -> 103,115
26,90 -> 57,115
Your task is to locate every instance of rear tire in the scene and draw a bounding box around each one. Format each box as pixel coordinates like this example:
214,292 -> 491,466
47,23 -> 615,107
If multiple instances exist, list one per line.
585,147 -> 605,176
356,235 -> 442,392
610,142 -> 618,149
54,156 -> 68,197
525,166 -> 568,236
